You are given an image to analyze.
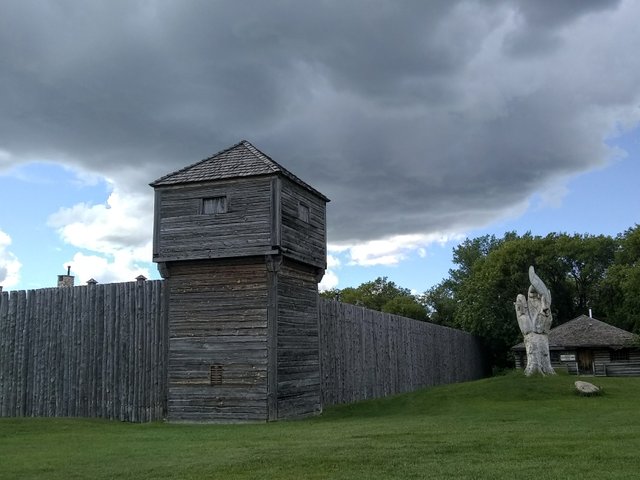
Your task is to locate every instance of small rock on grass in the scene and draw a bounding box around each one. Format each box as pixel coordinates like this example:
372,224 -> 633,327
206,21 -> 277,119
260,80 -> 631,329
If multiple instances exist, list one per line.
575,380 -> 601,396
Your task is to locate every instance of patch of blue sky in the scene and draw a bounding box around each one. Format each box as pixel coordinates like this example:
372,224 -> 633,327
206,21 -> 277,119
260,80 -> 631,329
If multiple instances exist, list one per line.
0,162 -> 111,289
474,126 -> 639,239
330,240 -> 459,295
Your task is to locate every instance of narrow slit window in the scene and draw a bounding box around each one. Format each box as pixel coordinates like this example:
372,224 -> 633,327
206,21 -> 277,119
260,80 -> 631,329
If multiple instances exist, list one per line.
298,202 -> 310,223
210,365 -> 223,385
202,196 -> 227,214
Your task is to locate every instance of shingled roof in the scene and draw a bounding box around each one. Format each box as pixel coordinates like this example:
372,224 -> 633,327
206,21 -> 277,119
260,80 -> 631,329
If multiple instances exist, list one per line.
512,315 -> 637,350
150,140 -> 329,201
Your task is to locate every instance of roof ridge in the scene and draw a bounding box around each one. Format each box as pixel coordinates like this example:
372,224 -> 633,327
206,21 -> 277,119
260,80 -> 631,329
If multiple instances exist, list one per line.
150,140 -> 329,201
239,141 -> 329,201
239,140 -> 281,174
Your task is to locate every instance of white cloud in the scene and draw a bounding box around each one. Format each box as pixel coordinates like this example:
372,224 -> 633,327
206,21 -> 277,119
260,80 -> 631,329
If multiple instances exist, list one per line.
318,254 -> 342,292
331,233 -> 464,267
535,180 -> 571,210
48,183 -> 155,284
0,229 -> 21,288
64,165 -> 106,188
327,254 -> 341,269
318,269 -> 339,292
48,185 -> 153,253
65,251 -> 151,285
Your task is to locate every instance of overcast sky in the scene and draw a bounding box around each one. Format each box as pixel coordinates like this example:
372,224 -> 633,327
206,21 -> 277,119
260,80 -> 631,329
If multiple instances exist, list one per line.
1,0 -> 639,291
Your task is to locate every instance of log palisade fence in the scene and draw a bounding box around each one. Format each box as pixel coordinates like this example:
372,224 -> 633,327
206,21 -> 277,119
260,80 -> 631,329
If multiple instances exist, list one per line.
319,299 -> 485,407
0,280 -> 168,422
0,283 -> 484,422
0,141 -> 486,423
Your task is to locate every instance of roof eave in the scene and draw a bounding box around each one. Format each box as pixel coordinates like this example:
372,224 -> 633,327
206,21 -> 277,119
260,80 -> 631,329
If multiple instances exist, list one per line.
151,170 -> 330,202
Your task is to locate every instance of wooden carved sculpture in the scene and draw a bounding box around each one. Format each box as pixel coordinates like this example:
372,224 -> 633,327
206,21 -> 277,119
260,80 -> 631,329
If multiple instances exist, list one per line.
515,266 -> 555,376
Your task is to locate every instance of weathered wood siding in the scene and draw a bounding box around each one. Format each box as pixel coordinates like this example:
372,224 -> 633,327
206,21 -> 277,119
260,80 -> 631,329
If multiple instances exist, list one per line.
319,299 -> 486,407
519,348 -> 640,376
0,277 -> 489,423
279,178 -> 327,269
276,259 -> 321,418
166,259 -> 269,422
0,281 -> 167,422
153,177 -> 275,262
591,348 -> 640,375
602,360 -> 640,376
582,349 -> 640,376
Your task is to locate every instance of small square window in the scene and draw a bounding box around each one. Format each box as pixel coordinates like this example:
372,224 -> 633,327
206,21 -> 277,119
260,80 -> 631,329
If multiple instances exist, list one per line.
202,196 -> 227,214
298,203 -> 310,222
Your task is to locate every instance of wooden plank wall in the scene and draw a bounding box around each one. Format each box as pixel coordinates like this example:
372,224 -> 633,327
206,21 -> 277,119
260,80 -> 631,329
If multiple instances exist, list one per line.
319,299 -> 486,407
593,349 -> 640,376
276,259 -> 321,419
154,177 -> 274,262
165,259 -> 269,422
604,361 -> 640,376
279,178 -> 327,269
0,280 -> 167,422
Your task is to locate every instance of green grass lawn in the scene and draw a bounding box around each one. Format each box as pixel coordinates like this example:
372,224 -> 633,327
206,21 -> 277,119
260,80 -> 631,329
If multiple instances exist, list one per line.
2,372 -> 640,479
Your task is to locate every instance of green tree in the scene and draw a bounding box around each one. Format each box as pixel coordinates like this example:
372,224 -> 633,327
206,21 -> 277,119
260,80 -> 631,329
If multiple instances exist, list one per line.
598,225 -> 640,333
422,234 -> 507,328
424,231 -> 618,368
420,279 -> 457,327
450,234 -> 505,283
322,276 -> 428,321
555,233 -> 617,314
381,295 -> 428,321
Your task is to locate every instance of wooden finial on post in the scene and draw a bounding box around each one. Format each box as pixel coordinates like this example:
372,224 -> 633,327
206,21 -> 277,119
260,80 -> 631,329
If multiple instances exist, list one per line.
136,275 -> 147,284
87,278 -> 98,286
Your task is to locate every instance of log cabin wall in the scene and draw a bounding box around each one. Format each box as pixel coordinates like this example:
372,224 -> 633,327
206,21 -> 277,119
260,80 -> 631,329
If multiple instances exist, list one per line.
279,177 -> 327,269
275,258 -> 322,418
152,141 -> 329,422
546,348 -> 640,376
165,258 -> 270,422
153,176 -> 275,263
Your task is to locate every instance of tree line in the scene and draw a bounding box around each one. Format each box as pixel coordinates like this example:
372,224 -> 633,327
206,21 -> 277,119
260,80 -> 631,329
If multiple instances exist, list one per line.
322,225 -> 640,369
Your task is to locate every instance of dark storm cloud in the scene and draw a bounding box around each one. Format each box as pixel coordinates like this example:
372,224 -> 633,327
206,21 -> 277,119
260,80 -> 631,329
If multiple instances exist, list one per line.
502,0 -> 622,56
1,0 -> 638,243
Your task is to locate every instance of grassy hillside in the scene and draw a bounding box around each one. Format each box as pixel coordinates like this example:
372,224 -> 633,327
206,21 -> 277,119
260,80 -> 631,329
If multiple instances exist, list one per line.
2,372 -> 640,479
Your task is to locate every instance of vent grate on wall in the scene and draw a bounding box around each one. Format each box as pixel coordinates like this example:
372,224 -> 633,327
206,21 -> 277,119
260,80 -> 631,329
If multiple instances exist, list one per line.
210,365 -> 223,386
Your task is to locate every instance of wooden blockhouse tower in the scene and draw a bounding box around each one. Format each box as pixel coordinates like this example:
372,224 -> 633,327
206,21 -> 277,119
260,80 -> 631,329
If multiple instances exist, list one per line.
150,140 -> 329,422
